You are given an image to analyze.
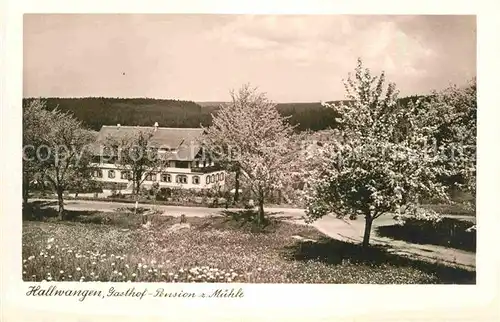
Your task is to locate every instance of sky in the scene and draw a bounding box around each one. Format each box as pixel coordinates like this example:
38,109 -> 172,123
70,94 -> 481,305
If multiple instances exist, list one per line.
23,14 -> 476,102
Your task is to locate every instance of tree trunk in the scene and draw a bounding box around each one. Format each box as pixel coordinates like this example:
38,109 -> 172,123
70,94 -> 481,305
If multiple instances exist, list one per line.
362,214 -> 373,248
257,195 -> 265,227
22,176 -> 29,205
57,187 -> 65,220
233,167 -> 240,204
135,179 -> 141,197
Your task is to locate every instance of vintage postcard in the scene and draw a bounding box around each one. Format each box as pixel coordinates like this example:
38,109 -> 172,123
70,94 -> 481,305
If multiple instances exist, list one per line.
1,0 -> 499,321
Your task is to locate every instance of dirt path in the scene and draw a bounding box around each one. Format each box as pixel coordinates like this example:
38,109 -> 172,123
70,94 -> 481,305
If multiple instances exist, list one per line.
299,215 -> 475,271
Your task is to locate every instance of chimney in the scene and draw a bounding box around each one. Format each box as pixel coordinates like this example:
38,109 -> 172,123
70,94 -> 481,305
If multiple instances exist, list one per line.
154,122 -> 159,132
117,124 -> 121,130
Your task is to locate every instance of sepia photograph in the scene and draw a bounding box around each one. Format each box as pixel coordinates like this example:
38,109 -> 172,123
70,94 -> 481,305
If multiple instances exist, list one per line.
21,14 -> 477,286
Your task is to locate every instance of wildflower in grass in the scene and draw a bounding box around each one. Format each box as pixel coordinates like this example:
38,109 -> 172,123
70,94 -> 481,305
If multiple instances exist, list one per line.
23,259 -> 27,263
118,272 -> 123,276
90,272 -> 95,276
47,276 -> 53,281
23,271 -> 26,275
143,265 -> 148,269
113,270 -> 118,274
68,275 -> 72,278
148,269 -> 152,273
168,273 -> 173,276
50,256 -> 55,259
132,273 -> 137,277
47,237 -> 54,243
60,270 -> 64,274
257,267 -> 262,271
111,263 -> 115,266
125,264 -> 129,268
28,256 -> 35,261
92,262 -> 96,265
76,267 -> 81,272
67,249 -> 72,253
174,274 -> 178,279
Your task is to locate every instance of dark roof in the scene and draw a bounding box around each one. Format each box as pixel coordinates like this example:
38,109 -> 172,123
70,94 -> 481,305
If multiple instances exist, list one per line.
94,125 -> 205,160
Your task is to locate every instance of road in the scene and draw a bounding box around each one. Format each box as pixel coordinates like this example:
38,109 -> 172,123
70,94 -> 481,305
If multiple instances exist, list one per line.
33,198 -> 476,270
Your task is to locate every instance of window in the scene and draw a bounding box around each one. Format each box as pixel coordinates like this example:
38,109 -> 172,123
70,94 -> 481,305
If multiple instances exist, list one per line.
176,175 -> 188,184
216,173 -> 221,181
161,173 -> 171,182
146,173 -> 157,181
192,176 -> 200,184
121,171 -> 130,180
175,161 -> 190,169
220,172 -> 225,181
94,169 -> 103,178
211,174 -> 215,183
206,176 -> 210,184
108,170 -> 115,179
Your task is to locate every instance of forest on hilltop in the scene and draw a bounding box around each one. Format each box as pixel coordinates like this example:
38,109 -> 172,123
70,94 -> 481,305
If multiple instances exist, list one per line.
22,96 -> 425,132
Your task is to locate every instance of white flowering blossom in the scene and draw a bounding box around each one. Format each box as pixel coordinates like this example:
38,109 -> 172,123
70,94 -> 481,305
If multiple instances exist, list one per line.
203,84 -> 303,225
305,59 -> 454,247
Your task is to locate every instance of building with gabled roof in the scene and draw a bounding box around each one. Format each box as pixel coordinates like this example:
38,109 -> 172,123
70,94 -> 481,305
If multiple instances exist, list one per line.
92,123 -> 226,190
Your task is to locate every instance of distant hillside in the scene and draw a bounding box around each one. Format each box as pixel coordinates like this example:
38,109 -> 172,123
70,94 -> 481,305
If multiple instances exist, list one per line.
196,101 -> 228,107
23,95 -> 426,132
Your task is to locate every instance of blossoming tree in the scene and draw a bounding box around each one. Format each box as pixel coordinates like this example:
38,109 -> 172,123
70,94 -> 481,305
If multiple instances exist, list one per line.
304,59 -> 451,248
104,130 -> 159,196
204,84 -> 301,226
23,99 -> 95,220
425,78 -> 477,203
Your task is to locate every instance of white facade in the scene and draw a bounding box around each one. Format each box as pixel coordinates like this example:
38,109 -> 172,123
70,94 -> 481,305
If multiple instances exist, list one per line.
92,125 -> 225,191
93,163 -> 226,191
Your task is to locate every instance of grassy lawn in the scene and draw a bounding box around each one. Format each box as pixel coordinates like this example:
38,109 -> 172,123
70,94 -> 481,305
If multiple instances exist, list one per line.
22,206 -> 475,284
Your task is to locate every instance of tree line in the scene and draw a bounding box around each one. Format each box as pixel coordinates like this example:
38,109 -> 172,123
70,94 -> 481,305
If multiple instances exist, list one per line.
22,96 -> 426,132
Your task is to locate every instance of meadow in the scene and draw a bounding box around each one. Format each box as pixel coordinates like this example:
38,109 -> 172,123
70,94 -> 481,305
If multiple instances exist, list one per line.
22,206 -> 475,284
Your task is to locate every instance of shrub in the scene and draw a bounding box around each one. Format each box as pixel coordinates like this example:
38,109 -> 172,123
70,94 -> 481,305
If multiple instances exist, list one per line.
379,209 -> 476,251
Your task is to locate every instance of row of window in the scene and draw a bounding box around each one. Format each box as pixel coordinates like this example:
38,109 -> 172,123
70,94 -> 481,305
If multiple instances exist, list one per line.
93,169 -> 224,185
94,158 -> 215,169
